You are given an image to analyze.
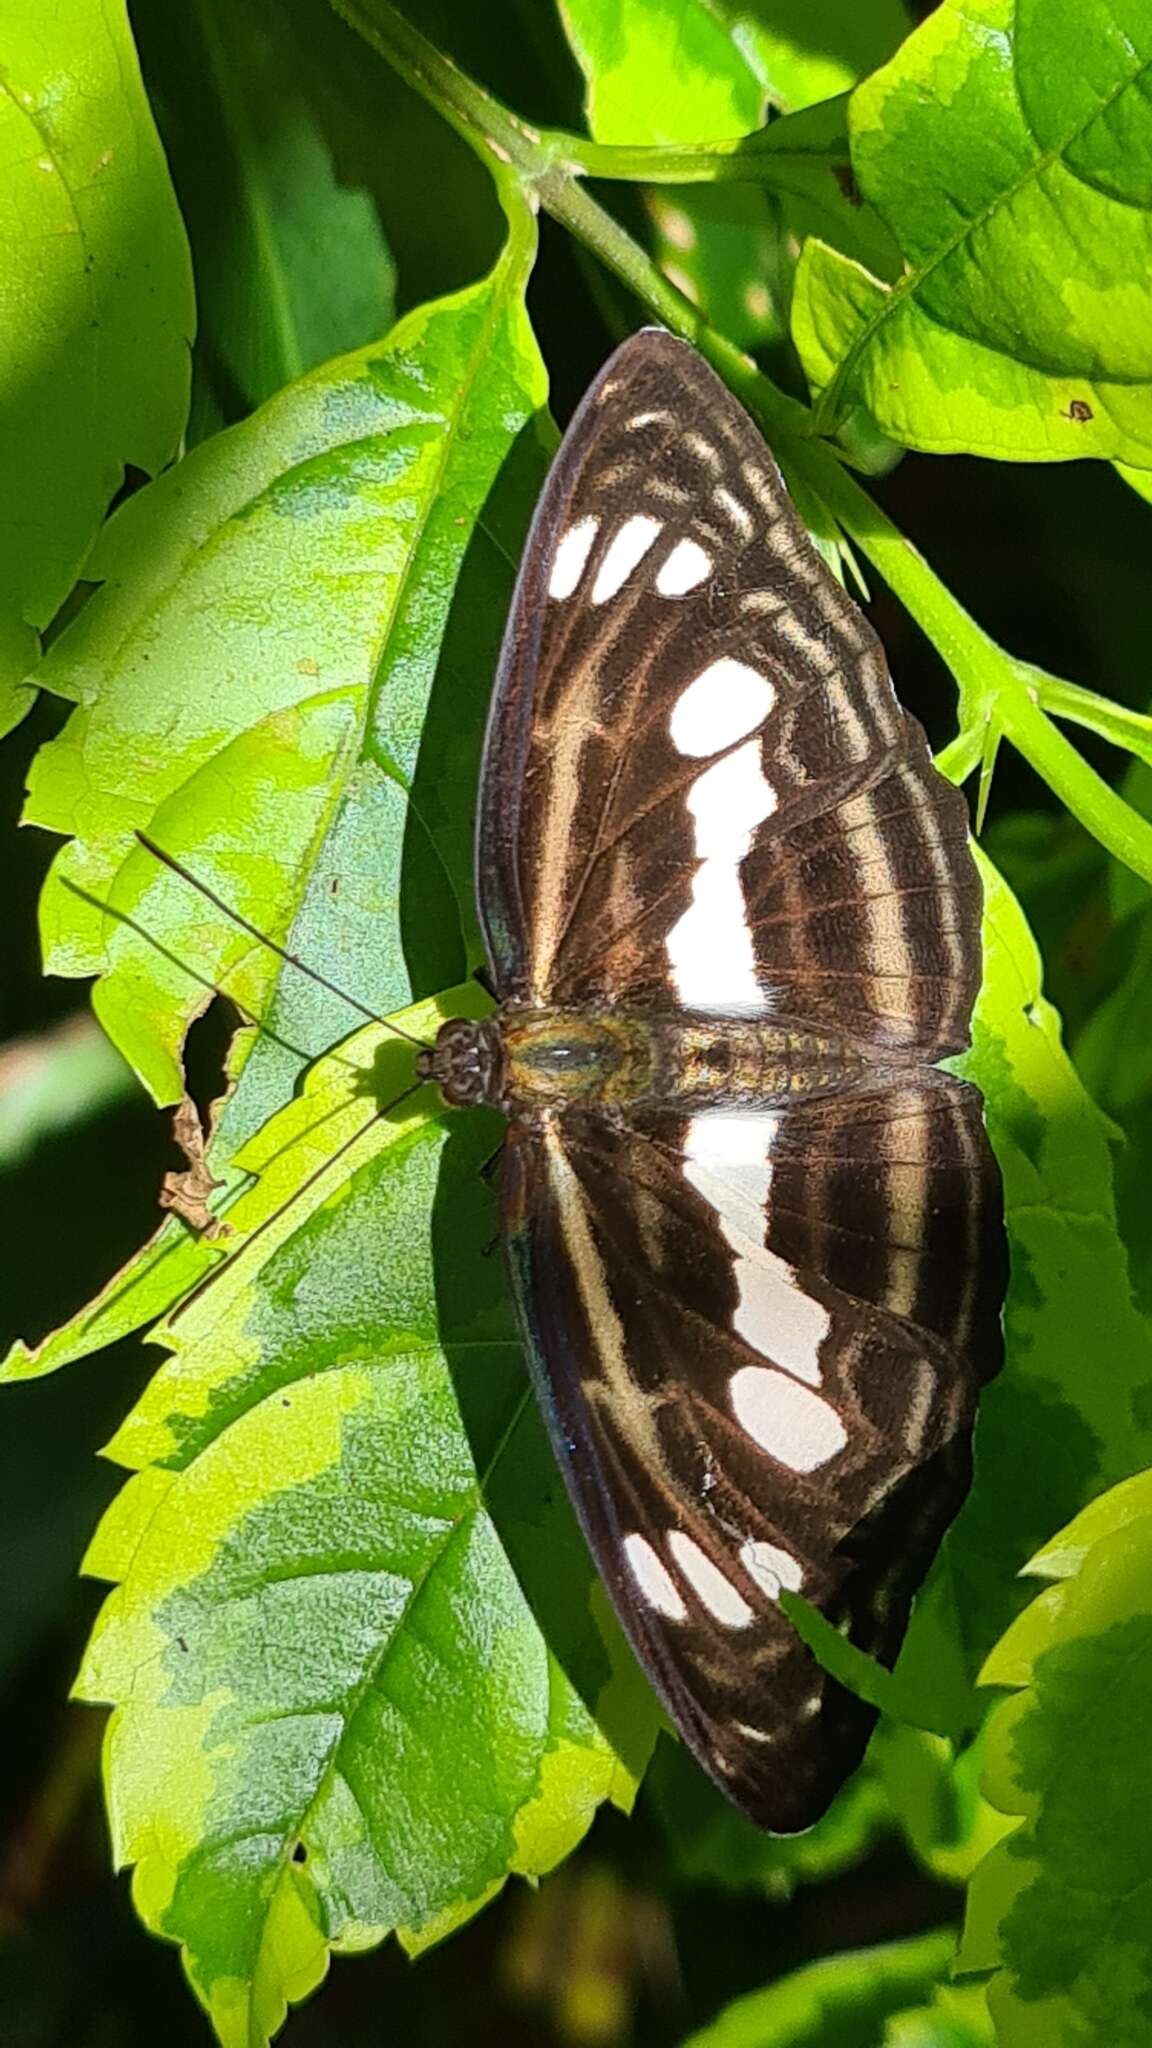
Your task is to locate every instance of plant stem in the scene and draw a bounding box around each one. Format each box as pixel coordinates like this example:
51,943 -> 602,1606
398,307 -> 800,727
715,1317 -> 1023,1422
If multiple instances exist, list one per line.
1026,671 -> 1152,769
333,0 -> 537,171
997,691 -> 1152,883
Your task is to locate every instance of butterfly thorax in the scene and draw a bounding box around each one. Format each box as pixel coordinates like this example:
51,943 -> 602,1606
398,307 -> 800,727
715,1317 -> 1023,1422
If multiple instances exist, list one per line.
423,1009 -> 871,1116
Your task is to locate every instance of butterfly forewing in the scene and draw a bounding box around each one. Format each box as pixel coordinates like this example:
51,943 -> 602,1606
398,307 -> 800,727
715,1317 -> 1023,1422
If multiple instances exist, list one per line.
478,333 -> 981,1049
467,330 -> 1005,1831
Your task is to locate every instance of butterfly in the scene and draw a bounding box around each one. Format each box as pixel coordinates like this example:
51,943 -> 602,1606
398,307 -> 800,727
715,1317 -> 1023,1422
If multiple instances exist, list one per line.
420,330 -> 1006,1834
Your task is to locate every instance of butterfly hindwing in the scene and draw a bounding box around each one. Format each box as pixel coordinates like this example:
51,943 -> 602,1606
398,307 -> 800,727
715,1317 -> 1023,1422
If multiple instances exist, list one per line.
501,1076 -> 1001,1830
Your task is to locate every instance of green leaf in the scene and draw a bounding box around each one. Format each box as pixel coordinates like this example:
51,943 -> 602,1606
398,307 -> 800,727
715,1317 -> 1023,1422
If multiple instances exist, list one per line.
558,0 -> 909,133
680,1928 -> 957,2048
7,225 -> 550,1385
0,1016 -> 137,1168
1075,907 -> 1152,1117
794,0 -> 1152,463
24,223 -> 548,1137
0,0 -> 194,720
778,1591 -> 961,1739
1016,1465 -> 1152,1590
1117,461 -> 1152,506
899,854 -> 1152,1688
961,1486 -> 1152,2045
558,0 -> 763,143
882,1981 -> 994,2048
133,0 -> 396,432
870,1724 -> 1013,1890
77,993 -> 657,2047
558,0 -> 902,353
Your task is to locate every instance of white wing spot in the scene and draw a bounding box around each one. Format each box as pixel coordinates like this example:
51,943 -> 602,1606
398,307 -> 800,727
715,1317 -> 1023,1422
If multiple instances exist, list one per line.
739,1538 -> 804,1600
730,1365 -> 847,1472
685,1110 -> 778,1235
656,537 -> 711,596
591,514 -> 662,602
623,1533 -> 687,1620
670,658 -> 774,757
684,1115 -> 831,1379
729,1250 -> 830,1379
666,741 -> 777,1009
687,741 -> 777,857
668,1532 -> 754,1628
548,516 -> 598,599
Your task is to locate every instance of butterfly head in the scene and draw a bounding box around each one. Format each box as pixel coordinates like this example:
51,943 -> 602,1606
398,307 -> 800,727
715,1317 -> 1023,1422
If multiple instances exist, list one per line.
418,1015 -> 505,1108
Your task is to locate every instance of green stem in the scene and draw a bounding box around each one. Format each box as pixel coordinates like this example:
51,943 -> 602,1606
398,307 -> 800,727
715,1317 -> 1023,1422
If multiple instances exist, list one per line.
334,0 -> 846,192
999,691 -> 1152,883
935,728 -> 987,788
536,176 -> 811,442
1025,670 -> 1152,768
332,0 -> 535,172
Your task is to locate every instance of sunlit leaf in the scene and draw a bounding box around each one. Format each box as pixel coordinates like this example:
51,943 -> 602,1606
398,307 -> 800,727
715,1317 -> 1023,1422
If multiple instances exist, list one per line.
0,0 -> 194,721
558,0 -> 902,348
794,0 -> 1152,463
1117,461 -> 1152,506
24,221 -> 548,1137
882,1980 -> 994,2048
962,1483 -> 1152,2045
559,0 -> 909,132
681,1928 -> 957,2047
76,994 -> 656,2048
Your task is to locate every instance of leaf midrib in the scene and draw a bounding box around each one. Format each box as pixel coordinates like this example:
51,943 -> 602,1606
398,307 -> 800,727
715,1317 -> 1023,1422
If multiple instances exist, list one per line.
228,1360 -> 534,2039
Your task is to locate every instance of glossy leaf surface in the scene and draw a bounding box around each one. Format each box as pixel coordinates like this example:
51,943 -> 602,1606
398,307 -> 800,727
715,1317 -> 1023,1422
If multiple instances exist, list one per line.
795,0 -> 1152,463
0,0 -> 194,718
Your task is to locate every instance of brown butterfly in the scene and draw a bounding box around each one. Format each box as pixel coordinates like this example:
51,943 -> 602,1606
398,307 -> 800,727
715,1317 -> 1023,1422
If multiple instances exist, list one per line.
419,330 -> 1006,1832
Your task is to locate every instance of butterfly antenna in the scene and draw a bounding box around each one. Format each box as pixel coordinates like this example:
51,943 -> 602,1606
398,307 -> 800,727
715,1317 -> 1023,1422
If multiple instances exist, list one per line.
60,874 -> 367,1074
135,831 -> 432,1052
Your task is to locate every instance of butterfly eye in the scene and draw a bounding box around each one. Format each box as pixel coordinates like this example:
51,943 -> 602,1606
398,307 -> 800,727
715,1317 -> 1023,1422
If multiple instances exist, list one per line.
426,1018 -> 503,1106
